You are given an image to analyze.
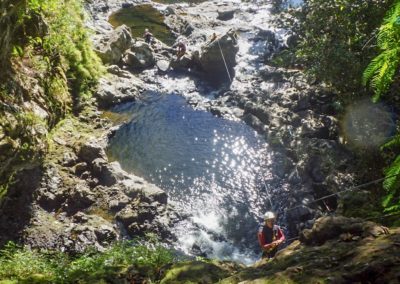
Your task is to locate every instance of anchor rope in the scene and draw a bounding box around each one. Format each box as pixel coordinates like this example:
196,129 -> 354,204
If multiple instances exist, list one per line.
285,172 -> 400,213
217,39 -> 233,83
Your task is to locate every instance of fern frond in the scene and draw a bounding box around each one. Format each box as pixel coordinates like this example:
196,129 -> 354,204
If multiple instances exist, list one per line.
363,1 -> 400,100
384,158 -> 400,190
382,134 -> 400,150
382,154 -> 400,211
362,53 -> 386,85
383,204 -> 400,213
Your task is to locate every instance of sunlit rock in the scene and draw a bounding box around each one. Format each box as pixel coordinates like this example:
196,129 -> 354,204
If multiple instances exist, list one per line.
95,24 -> 133,64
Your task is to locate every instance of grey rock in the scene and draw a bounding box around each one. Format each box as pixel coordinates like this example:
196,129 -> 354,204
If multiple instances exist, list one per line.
243,113 -> 267,134
141,184 -> 168,204
92,159 -> 128,186
300,216 -> 390,245
123,41 -> 155,69
95,24 -> 133,64
95,74 -> 143,108
67,184 -> 96,212
196,30 -> 239,85
217,8 -> 236,21
170,54 -> 192,70
78,138 -> 107,163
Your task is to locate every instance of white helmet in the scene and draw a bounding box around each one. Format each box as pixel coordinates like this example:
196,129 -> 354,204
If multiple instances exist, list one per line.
264,211 -> 275,220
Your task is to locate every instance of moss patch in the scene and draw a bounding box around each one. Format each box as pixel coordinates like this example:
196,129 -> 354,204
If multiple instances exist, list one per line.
109,4 -> 176,45
160,260 -> 238,284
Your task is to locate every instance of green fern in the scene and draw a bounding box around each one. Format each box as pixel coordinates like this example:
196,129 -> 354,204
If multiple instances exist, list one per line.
363,0 -> 400,102
382,147 -> 400,212
363,1 -> 400,213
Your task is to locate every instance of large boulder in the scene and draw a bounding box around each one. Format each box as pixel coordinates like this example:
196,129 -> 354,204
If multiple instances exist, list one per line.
123,41 -> 155,69
195,30 -> 239,85
95,25 -> 133,64
300,216 -> 390,245
169,54 -> 192,70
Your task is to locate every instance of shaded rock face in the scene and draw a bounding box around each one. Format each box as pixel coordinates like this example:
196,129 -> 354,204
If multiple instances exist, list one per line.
196,30 -> 239,85
0,115 -> 178,253
95,24 -> 133,64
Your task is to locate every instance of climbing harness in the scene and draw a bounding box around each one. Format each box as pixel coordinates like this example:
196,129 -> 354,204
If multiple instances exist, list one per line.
217,39 -> 233,83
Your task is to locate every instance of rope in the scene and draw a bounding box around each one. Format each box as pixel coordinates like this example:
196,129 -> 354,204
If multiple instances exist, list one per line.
217,39 -> 232,83
285,173 -> 400,213
259,170 -> 274,210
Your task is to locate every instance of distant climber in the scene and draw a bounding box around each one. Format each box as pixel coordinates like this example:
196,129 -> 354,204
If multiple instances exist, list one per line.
207,32 -> 218,45
175,40 -> 186,59
143,28 -> 154,44
257,211 -> 285,259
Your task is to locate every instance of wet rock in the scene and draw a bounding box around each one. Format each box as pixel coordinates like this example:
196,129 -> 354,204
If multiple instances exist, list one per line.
217,8 -> 236,21
300,216 -> 390,245
123,41 -> 155,69
195,30 -> 239,85
243,113 -> 267,134
243,103 -> 270,124
169,54 -> 192,70
95,24 -> 133,64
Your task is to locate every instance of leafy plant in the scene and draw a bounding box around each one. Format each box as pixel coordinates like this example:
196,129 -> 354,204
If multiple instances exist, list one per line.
0,240 -> 175,283
361,1 -> 400,214
292,0 -> 393,95
363,0 -> 400,102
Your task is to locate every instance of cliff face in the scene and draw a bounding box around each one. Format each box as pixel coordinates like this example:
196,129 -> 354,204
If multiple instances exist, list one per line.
0,0 -> 102,196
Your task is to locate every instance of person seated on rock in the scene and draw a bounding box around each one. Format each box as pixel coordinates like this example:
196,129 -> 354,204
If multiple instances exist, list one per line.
143,28 -> 154,44
207,32 -> 218,45
258,211 -> 285,259
175,40 -> 186,59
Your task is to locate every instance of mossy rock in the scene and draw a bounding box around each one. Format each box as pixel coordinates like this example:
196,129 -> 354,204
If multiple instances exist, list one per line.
160,261 -> 233,284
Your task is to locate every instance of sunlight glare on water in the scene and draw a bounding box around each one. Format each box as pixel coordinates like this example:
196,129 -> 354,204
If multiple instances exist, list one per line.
107,92 -> 274,263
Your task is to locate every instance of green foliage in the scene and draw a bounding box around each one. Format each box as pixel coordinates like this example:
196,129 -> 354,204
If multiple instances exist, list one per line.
0,0 -> 103,98
0,242 -> 56,282
38,0 -> 104,99
0,240 -> 174,283
293,0 -> 393,94
363,0 -> 400,102
382,144 -> 400,213
362,1 -> 400,215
